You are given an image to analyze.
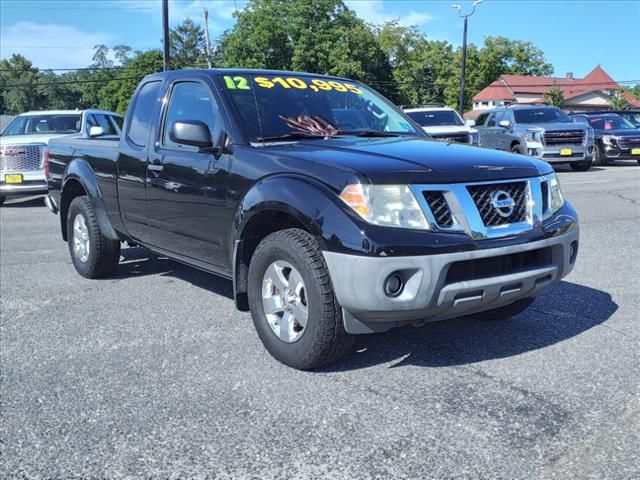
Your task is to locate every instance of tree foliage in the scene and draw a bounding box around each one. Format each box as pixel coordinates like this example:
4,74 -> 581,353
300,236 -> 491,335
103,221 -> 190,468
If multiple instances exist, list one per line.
170,18 -> 207,69
609,91 -> 630,110
544,84 -> 565,107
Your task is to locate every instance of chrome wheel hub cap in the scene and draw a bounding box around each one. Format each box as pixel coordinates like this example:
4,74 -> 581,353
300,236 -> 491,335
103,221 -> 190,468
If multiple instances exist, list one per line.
262,260 -> 308,343
73,214 -> 90,263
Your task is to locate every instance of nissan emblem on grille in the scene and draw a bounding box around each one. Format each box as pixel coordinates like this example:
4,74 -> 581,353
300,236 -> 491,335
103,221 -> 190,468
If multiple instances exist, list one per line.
491,190 -> 515,218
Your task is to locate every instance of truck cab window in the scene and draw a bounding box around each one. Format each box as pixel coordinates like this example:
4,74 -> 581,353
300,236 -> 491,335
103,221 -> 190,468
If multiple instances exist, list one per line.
127,81 -> 162,147
163,81 -> 218,148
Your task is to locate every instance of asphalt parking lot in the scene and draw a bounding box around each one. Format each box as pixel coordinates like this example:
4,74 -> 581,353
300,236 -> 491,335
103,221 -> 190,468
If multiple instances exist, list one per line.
1,163 -> 639,479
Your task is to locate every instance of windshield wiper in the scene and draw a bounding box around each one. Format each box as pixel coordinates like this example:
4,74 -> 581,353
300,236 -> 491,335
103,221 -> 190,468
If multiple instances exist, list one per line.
338,130 -> 406,137
256,132 -> 331,142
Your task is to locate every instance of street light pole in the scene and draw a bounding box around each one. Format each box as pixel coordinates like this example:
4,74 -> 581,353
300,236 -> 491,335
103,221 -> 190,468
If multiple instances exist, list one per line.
452,1 -> 482,115
162,0 -> 170,71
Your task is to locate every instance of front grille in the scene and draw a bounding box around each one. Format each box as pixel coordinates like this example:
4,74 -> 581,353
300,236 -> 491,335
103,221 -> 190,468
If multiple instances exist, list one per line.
422,191 -> 453,227
467,182 -> 527,227
0,144 -> 44,172
432,133 -> 470,144
543,130 -> 584,146
617,136 -> 640,149
445,247 -> 553,284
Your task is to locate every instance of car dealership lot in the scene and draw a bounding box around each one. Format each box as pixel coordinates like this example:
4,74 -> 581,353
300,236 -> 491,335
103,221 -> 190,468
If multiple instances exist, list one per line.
1,165 -> 639,479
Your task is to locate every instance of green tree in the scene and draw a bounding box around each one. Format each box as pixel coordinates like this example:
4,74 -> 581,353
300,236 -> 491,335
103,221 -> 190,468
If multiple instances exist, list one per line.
609,91 -> 630,110
98,50 -> 163,114
220,0 -> 393,96
376,21 -> 453,105
0,54 -> 44,114
544,84 -> 565,107
91,44 -> 113,68
113,44 -> 134,65
170,18 -> 206,69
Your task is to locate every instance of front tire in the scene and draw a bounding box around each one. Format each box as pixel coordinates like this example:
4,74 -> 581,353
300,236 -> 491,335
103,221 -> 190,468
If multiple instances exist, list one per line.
247,229 -> 354,369
67,196 -> 121,278
511,144 -> 523,155
570,158 -> 592,171
593,145 -> 606,166
469,298 -> 535,321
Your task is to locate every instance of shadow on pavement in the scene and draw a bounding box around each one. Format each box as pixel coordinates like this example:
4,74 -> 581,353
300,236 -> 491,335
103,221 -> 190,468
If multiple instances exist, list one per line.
113,246 -> 234,300
326,281 -> 617,371
1,196 -> 45,208
109,248 -> 616,371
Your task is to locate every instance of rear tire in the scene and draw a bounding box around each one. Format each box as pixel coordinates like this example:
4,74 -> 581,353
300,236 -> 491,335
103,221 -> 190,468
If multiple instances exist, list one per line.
66,196 -> 121,278
247,228 -> 354,370
570,159 -> 592,171
511,144 -> 523,154
469,298 -> 535,321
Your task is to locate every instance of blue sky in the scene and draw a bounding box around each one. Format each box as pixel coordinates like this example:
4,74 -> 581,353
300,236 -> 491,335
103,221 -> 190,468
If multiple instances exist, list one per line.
1,0 -> 638,83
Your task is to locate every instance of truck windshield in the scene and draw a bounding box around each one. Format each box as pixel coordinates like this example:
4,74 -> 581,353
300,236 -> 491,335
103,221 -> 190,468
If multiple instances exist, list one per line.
1,114 -> 82,136
588,116 -> 636,130
405,110 -> 464,127
513,108 -> 571,124
221,74 -> 421,142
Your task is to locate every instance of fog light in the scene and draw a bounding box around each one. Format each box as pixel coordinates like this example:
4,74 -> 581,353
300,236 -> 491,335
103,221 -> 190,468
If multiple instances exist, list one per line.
569,241 -> 578,264
384,273 -> 404,297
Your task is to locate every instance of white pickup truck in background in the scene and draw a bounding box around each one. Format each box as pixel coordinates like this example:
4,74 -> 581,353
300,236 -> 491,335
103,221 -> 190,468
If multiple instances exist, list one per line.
0,109 -> 122,206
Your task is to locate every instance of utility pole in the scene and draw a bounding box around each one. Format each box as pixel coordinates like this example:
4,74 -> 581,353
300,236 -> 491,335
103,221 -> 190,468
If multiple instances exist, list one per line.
162,0 -> 170,71
203,8 -> 212,68
452,0 -> 482,115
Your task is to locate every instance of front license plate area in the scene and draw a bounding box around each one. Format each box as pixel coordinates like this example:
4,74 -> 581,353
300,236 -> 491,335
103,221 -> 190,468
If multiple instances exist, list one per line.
559,148 -> 572,156
4,174 -> 23,184
631,148 -> 640,155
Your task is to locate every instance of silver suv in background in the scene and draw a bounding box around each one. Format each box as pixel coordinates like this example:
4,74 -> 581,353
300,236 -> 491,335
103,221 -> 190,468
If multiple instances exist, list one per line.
475,106 -> 595,171
403,106 -> 479,145
0,109 -> 122,205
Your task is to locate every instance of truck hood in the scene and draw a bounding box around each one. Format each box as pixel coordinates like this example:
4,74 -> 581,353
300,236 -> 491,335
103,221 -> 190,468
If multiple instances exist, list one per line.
267,136 -> 551,185
0,133 -> 71,146
598,128 -> 640,137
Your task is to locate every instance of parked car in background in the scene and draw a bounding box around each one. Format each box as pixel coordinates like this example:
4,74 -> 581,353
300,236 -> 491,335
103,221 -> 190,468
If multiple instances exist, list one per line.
585,109 -> 640,128
570,112 -> 640,165
403,106 -> 479,145
0,109 -> 122,205
475,105 -> 595,171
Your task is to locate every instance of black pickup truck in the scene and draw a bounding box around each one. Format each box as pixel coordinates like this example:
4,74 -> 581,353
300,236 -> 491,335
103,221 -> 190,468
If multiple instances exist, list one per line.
45,69 -> 579,369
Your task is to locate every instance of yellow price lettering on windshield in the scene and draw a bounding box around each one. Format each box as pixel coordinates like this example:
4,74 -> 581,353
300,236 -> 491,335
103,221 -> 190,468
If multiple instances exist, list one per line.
251,76 -> 363,94
223,76 -> 250,90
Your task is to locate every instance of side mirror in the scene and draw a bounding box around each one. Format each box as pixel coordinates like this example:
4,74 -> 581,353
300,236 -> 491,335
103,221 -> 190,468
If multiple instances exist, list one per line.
170,120 -> 213,149
465,119 -> 476,127
88,126 -> 105,138
498,120 -> 511,129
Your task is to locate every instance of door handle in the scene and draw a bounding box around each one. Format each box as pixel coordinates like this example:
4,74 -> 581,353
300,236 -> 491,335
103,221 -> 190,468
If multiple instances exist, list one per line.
148,164 -> 164,172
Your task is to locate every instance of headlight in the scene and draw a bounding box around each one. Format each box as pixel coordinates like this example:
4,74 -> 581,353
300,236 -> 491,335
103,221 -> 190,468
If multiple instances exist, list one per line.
544,172 -> 565,218
340,184 -> 430,230
469,131 -> 480,145
524,129 -> 543,143
602,135 -> 618,146
586,127 -> 594,142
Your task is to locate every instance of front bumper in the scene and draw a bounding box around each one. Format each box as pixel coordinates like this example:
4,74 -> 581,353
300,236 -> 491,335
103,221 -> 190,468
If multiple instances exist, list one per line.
324,223 -> 579,334
603,146 -> 640,160
526,143 -> 594,163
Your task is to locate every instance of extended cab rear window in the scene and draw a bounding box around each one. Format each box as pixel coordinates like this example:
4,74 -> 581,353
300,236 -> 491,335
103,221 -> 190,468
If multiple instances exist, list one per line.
127,81 -> 162,147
